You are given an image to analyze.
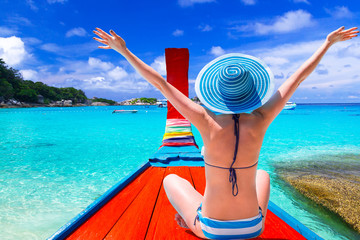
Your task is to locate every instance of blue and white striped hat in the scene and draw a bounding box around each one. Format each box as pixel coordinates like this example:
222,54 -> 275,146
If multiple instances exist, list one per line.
195,53 -> 274,114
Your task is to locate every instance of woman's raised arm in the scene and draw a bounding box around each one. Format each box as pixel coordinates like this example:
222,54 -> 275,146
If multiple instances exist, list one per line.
93,28 -> 214,134
254,26 -> 358,125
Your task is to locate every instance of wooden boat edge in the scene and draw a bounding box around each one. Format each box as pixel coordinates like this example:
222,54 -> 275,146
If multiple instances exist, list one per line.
268,201 -> 323,240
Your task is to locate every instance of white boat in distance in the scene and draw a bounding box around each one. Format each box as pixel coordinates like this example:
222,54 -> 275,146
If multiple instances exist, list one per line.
156,99 -> 167,108
284,102 -> 296,110
112,110 -> 138,113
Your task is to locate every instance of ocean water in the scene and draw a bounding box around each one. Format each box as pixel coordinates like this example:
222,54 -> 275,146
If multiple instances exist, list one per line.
0,104 -> 359,240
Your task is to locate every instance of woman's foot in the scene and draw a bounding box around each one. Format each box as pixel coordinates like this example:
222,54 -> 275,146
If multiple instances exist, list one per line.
175,213 -> 189,228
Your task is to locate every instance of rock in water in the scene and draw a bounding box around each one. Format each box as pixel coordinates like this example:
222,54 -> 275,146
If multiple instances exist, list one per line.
275,154 -> 360,233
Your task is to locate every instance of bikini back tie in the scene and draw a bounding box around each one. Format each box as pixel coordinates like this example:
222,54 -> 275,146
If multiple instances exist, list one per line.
230,114 -> 240,196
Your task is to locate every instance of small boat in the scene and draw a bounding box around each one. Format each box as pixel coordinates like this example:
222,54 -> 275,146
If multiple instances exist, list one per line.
284,102 -> 296,110
156,99 -> 167,108
49,49 -> 322,240
112,110 -> 138,114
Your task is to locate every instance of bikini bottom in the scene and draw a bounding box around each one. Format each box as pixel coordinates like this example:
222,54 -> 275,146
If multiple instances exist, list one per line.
194,204 -> 264,239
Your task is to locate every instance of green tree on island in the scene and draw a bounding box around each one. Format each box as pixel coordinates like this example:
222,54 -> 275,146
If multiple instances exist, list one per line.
0,58 -> 87,104
92,97 -> 116,105
129,98 -> 157,104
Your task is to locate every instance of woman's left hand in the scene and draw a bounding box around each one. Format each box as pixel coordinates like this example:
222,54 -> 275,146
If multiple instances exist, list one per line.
326,26 -> 359,45
93,28 -> 127,55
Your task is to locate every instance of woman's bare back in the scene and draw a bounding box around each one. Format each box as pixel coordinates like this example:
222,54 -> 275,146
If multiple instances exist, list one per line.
200,112 -> 267,220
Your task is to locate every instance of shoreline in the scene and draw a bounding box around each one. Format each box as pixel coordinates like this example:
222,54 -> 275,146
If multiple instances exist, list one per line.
0,103 -> 159,109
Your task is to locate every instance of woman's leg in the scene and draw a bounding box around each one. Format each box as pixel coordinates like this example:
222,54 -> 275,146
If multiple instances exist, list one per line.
163,174 -> 207,239
256,169 -> 271,234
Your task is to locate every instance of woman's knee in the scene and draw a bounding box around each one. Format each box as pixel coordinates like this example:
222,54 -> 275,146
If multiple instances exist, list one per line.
163,174 -> 177,189
163,174 -> 190,190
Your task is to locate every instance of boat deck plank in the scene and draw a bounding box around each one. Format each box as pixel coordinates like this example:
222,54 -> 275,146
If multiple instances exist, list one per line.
65,166 -> 307,239
105,167 -> 165,239
65,167 -> 159,240
145,166 -> 199,240
189,167 -> 206,195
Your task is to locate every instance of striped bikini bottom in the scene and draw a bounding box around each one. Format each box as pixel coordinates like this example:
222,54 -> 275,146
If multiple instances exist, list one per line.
194,204 -> 264,239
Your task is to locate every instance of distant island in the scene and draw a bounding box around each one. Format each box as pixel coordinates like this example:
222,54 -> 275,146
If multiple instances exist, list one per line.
0,58 -> 163,108
0,58 -> 202,108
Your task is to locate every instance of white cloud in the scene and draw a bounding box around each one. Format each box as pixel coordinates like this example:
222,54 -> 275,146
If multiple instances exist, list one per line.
88,57 -> 114,71
178,0 -> 215,7
47,0 -> 68,4
341,42 -> 360,58
40,41 -> 97,57
26,0 -> 38,11
0,36 -> 28,66
0,26 -> 17,37
210,46 -> 225,56
150,55 -> 166,76
293,0 -> 310,4
23,37 -> 42,45
40,43 -> 61,53
66,27 -> 87,37
58,74 -> 150,92
241,0 -> 256,6
172,29 -> 184,37
81,77 -> 107,90
263,56 -> 289,66
325,6 -> 354,19
348,96 -> 359,99
7,16 -> 32,26
315,64 -> 328,75
236,10 -> 315,35
108,66 -> 128,80
256,40 -> 324,59
199,24 -> 213,32
33,55 -> 156,94
20,69 -> 38,80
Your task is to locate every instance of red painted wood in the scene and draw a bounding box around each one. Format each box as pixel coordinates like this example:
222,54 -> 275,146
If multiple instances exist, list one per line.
145,167 -> 200,240
104,167 -> 165,239
165,48 -> 189,120
260,210 -> 307,240
189,167 -> 206,195
65,167 -> 156,240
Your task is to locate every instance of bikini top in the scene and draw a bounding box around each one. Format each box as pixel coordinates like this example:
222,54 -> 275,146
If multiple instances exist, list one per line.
204,114 -> 258,196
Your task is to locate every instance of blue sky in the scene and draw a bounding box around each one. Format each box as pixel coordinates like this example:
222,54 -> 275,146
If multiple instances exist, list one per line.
0,0 -> 359,102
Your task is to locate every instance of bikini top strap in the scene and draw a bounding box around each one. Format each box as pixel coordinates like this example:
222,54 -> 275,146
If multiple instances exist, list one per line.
229,114 -> 240,196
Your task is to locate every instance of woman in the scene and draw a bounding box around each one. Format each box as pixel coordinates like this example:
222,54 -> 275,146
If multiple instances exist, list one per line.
93,26 -> 358,239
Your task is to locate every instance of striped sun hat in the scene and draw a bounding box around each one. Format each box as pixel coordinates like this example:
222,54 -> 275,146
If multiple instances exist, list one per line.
195,53 -> 274,114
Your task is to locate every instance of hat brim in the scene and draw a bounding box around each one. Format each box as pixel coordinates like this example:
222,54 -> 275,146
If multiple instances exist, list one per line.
195,53 -> 274,114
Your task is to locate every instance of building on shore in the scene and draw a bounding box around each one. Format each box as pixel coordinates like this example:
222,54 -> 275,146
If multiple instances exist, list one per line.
120,98 -> 159,105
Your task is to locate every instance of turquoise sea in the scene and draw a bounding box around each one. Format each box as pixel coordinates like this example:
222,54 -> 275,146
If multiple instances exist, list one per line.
0,104 -> 360,240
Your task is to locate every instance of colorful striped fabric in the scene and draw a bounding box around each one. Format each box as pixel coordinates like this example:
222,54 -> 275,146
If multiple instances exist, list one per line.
160,119 -> 198,148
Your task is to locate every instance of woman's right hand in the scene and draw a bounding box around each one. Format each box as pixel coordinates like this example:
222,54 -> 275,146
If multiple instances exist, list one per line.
93,28 -> 127,55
